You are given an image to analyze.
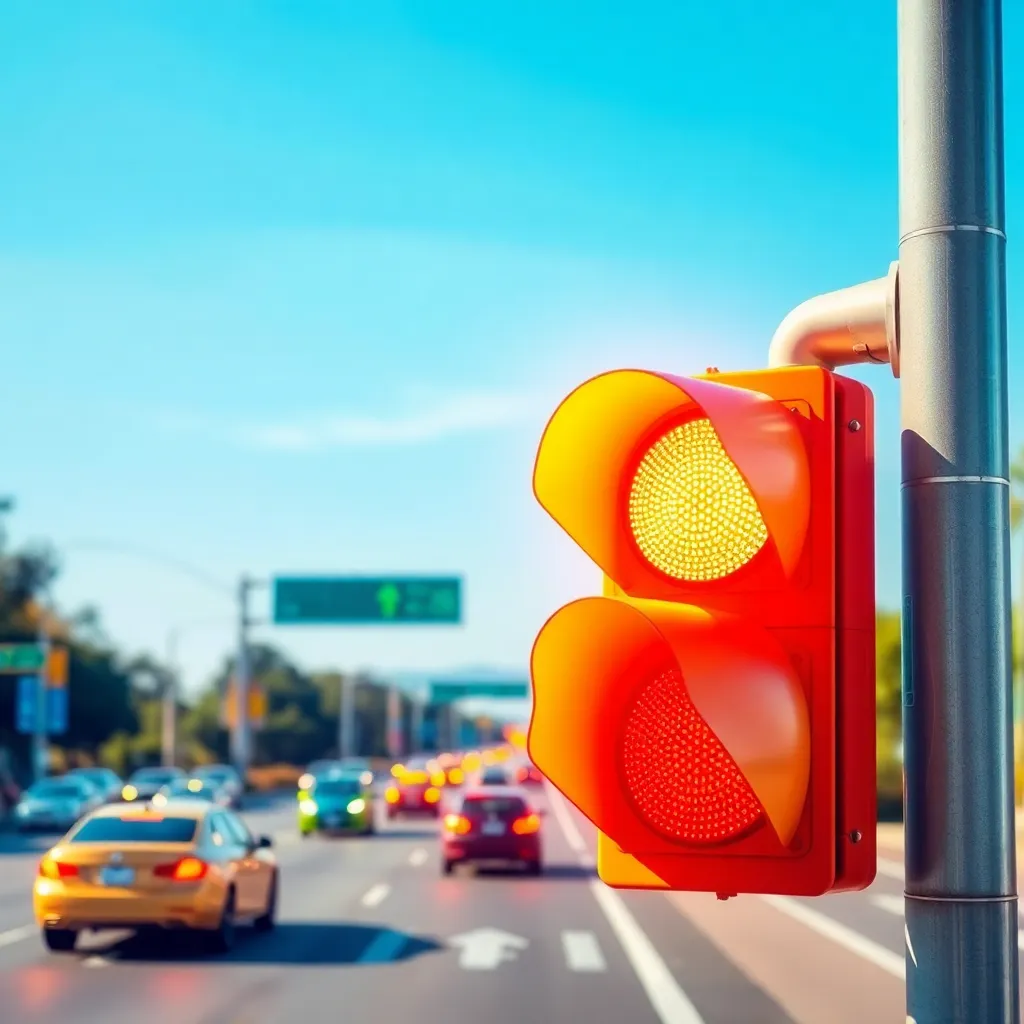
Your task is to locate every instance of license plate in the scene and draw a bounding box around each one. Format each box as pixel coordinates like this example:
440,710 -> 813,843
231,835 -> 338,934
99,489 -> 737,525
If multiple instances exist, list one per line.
325,815 -> 341,826
482,821 -> 506,836
99,866 -> 135,887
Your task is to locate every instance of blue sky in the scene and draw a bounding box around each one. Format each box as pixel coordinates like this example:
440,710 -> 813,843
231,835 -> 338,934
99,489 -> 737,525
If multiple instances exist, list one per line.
1,1 -> 1022,700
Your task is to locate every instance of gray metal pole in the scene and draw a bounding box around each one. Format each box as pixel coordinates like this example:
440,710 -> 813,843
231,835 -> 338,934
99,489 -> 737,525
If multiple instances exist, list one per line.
340,677 -> 355,759
231,576 -> 251,780
411,698 -> 423,754
899,1 -> 1019,1019
162,630 -> 178,768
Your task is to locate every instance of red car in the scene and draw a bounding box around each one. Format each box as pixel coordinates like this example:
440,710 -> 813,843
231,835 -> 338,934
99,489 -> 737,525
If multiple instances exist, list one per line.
384,768 -> 442,820
441,786 -> 543,875
514,761 -> 543,786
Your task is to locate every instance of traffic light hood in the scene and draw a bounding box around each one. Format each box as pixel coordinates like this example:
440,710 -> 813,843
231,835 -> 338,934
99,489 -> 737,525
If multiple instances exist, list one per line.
528,596 -> 811,850
532,370 -> 811,593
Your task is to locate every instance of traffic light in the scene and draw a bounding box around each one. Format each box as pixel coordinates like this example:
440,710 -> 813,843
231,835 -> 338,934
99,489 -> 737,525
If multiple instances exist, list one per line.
528,366 -> 876,897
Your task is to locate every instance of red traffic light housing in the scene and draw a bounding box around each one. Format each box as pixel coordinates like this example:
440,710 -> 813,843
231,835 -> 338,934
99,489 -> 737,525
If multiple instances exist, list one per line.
528,366 -> 875,897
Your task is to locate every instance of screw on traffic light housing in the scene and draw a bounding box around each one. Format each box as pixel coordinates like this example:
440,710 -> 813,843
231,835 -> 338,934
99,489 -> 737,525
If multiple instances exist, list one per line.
527,365 -> 876,897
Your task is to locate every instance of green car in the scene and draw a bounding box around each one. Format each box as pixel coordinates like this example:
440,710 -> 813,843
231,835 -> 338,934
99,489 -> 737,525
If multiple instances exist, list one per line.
298,772 -> 375,837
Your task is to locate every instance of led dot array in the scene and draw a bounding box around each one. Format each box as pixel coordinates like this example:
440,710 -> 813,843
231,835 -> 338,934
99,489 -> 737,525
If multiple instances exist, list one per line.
628,418 -> 767,581
621,667 -> 763,843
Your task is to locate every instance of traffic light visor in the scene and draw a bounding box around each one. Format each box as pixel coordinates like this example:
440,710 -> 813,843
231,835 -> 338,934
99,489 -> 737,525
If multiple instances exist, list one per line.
533,370 -> 811,586
528,596 -> 810,848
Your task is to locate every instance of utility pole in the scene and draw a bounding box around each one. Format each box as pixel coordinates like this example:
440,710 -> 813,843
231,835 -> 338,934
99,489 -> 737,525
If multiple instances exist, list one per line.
163,630 -> 179,768
230,575 -> 254,781
339,675 -> 355,759
411,697 -> 423,754
899,1 -> 1018,1019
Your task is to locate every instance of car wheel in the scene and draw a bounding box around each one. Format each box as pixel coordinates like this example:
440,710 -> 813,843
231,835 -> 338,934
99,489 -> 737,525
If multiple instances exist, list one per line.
42,928 -> 76,953
526,861 -> 542,876
254,874 -> 278,932
442,859 -> 454,876
206,889 -> 237,953
300,829 -> 312,839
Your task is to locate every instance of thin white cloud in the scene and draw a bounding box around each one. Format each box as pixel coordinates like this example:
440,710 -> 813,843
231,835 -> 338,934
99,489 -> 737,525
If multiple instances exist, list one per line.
230,389 -> 541,452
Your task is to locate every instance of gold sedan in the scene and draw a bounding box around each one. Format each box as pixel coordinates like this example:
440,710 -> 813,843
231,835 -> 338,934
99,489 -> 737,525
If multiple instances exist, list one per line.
33,800 -> 278,954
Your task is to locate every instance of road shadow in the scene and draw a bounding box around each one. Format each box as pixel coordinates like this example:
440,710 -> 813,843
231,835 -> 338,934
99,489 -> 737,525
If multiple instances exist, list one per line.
371,826 -> 439,840
0,830 -> 61,855
84,922 -> 445,966
465,862 -> 595,881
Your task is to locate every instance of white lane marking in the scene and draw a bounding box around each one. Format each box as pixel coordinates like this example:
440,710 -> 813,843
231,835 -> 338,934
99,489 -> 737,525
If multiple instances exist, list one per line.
82,956 -> 110,968
876,858 -> 904,880
545,782 -> 588,854
358,929 -> 407,964
545,783 -> 706,1024
0,925 -> 34,948
449,928 -> 528,970
562,930 -> 607,972
871,894 -> 905,916
409,848 -> 428,867
762,896 -> 905,979
361,883 -> 391,908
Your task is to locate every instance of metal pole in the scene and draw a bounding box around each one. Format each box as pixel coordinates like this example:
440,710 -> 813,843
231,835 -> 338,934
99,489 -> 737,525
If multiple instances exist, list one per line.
340,676 -> 355,759
33,594 -> 51,783
899,1 -> 1018,1020
411,698 -> 423,754
231,575 -> 251,781
163,630 -> 178,768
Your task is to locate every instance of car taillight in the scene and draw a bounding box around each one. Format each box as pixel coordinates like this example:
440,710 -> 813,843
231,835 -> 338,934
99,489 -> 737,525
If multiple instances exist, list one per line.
385,787 -> 400,804
444,814 -> 472,835
39,857 -> 78,879
154,857 -> 208,881
424,787 -> 441,804
512,813 -> 541,835
516,768 -> 527,783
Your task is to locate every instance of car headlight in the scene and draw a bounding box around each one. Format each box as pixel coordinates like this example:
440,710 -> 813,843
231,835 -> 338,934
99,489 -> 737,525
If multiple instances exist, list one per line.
360,771 -> 373,786
346,798 -> 366,814
298,773 -> 314,790
299,799 -> 318,815
15,803 -> 28,816
122,785 -> 138,801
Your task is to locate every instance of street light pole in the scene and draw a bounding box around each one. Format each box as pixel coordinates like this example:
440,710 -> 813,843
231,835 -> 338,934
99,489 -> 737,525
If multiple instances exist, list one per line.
899,0 -> 1018,1020
163,630 -> 179,768
231,575 -> 254,781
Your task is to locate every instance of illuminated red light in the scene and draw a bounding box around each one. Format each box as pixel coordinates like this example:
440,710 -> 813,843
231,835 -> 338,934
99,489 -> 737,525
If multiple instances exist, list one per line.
621,667 -> 763,843
511,814 -> 541,836
39,858 -> 78,880
154,857 -> 208,881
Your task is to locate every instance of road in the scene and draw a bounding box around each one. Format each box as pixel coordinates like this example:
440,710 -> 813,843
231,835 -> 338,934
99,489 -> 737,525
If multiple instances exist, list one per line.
0,784 -> 1005,1023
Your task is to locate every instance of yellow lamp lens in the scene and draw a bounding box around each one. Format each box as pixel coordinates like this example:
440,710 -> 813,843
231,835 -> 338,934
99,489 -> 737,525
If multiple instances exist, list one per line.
628,418 -> 767,581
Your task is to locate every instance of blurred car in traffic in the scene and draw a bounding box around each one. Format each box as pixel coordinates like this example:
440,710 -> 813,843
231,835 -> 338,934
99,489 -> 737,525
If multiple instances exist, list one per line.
191,764 -> 244,808
120,766 -> 188,803
336,757 -> 374,787
384,759 -> 442,820
15,777 -> 103,833
153,778 -> 230,808
33,800 -> 278,953
298,772 -> 374,837
477,765 -> 511,786
66,766 -> 123,803
441,786 -> 543,875
513,761 -> 543,786
298,759 -> 344,791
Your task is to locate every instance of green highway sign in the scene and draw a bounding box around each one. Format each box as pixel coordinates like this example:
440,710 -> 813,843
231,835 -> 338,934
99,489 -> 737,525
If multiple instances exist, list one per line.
430,680 -> 529,703
273,576 -> 462,625
0,643 -> 45,673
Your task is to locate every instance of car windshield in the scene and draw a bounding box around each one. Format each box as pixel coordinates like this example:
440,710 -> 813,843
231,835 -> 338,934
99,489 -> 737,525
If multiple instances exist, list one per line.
26,782 -> 86,800
130,769 -> 180,785
70,815 -> 198,843
314,779 -> 362,797
165,780 -> 214,796
195,767 -> 232,781
462,796 -> 527,816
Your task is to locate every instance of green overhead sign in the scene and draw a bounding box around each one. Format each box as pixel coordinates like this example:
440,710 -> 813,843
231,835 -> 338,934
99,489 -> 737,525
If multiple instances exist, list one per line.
0,643 -> 45,673
273,576 -> 462,625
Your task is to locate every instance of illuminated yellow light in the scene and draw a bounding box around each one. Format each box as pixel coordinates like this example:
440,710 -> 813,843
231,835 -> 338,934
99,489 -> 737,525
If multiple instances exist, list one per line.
390,764 -> 405,778
298,773 -> 315,790
448,768 -> 464,785
628,418 -> 767,581
121,785 -> 138,801
385,787 -> 400,804
424,787 -> 441,804
151,792 -> 167,807
187,779 -> 203,792
430,771 -> 446,787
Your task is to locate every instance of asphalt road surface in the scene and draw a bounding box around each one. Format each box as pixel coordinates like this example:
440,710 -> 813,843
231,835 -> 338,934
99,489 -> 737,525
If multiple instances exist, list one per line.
0,785 -> 1009,1023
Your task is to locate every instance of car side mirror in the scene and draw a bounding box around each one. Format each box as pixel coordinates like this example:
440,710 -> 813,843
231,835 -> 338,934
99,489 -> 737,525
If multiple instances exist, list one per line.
257,834 -> 273,849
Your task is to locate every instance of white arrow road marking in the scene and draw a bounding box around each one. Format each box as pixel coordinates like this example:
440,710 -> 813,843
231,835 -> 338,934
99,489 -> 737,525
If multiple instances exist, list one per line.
358,929 -> 407,964
361,883 -> 390,908
449,927 -> 528,970
0,925 -> 34,948
409,848 -> 428,867
562,930 -> 606,972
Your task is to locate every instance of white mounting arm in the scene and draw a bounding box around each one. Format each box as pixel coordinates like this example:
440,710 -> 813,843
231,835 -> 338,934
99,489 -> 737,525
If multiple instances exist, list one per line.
768,261 -> 900,378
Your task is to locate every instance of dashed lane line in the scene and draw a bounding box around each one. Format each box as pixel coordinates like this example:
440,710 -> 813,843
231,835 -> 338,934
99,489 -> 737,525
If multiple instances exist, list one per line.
361,883 -> 391,908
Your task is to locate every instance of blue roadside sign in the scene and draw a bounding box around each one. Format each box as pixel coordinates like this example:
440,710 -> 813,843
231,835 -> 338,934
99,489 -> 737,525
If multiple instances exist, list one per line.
47,686 -> 68,735
15,676 -> 36,734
